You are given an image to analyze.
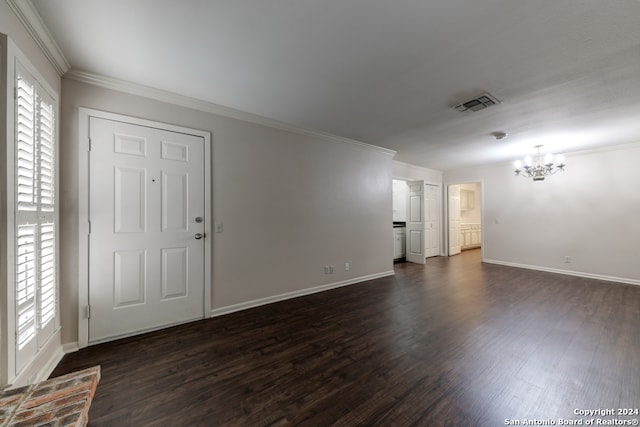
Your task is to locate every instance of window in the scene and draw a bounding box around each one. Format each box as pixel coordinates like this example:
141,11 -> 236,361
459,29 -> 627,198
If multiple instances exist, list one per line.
13,62 -> 58,374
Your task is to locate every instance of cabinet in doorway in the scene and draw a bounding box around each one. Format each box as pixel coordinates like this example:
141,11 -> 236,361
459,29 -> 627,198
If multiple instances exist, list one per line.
460,189 -> 475,211
460,223 -> 481,250
393,227 -> 406,259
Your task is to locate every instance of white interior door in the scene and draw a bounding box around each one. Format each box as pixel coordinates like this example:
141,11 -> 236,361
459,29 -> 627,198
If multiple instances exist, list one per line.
448,184 -> 461,256
406,181 -> 426,264
425,184 -> 440,258
88,117 -> 205,342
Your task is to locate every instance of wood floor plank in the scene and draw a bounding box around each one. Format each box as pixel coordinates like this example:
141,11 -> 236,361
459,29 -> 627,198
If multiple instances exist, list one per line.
51,250 -> 640,426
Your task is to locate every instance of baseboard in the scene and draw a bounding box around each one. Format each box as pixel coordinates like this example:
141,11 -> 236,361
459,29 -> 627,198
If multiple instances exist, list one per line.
210,271 -> 395,318
62,342 -> 80,354
483,258 -> 640,287
10,329 -> 64,388
39,346 -> 65,382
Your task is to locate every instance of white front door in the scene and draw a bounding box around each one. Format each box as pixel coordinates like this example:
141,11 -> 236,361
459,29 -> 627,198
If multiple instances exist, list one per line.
425,184 -> 440,258
448,185 -> 461,256
88,117 -> 206,343
406,181 -> 426,264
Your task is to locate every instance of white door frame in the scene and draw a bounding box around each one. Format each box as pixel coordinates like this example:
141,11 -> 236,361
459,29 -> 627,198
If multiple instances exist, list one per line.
444,180 -> 484,257
77,108 -> 212,349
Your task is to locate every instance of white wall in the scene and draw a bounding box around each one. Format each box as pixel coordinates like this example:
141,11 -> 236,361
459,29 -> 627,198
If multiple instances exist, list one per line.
60,78 -> 395,345
444,144 -> 640,284
393,160 -> 442,183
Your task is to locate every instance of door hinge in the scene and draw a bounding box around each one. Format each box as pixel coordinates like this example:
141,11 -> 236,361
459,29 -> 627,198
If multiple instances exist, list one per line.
13,86 -> 17,100
88,220 -> 91,234
85,305 -> 91,319
88,138 -> 92,151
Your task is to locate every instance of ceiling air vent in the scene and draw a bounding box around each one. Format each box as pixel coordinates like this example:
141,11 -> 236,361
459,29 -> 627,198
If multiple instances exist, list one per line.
454,93 -> 500,112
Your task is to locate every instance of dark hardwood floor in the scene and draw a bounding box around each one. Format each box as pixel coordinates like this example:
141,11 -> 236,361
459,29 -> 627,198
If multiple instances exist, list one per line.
52,249 -> 640,426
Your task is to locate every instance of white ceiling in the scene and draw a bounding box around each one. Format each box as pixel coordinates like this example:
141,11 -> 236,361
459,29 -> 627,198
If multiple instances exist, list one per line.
31,0 -> 640,171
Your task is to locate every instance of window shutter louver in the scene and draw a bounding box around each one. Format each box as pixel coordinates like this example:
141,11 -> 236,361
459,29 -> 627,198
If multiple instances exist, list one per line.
38,99 -> 55,211
16,75 -> 37,211
38,223 -> 56,327
16,225 -> 37,350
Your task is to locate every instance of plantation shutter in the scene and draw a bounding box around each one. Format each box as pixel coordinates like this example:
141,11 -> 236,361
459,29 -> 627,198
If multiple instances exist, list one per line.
16,74 -> 36,211
38,98 -> 55,211
39,223 -> 56,329
16,225 -> 37,357
14,63 -> 58,374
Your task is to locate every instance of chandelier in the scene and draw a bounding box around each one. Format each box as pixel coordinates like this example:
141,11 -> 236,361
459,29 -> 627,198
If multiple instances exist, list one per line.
514,145 -> 566,181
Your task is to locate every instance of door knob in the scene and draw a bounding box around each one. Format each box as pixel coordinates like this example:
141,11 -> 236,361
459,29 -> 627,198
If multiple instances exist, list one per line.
195,233 -> 204,240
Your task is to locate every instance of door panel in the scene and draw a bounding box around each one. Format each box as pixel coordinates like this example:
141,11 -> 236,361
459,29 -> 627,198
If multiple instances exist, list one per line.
408,230 -> 421,253
114,133 -> 146,156
161,247 -> 188,299
409,194 -> 421,222
406,181 -> 426,264
113,250 -> 146,307
161,140 -> 189,161
114,167 -> 147,233
448,185 -> 462,256
162,171 -> 188,231
89,117 -> 205,343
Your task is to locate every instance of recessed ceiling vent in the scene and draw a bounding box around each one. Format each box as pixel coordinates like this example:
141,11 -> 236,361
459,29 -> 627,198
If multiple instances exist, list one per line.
454,93 -> 501,112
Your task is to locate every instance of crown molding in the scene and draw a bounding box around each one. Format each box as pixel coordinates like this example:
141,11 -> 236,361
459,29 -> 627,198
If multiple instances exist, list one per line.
6,0 -> 394,155
393,159 -> 443,176
6,0 -> 70,75
64,69 -> 397,156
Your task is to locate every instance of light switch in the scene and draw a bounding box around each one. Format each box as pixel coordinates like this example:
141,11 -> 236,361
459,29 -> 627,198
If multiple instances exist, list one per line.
215,222 -> 223,233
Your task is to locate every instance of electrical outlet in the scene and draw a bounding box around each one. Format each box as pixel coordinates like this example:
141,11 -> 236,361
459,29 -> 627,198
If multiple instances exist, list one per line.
565,256 -> 571,264
324,266 -> 330,274
345,262 -> 350,271
329,265 -> 334,274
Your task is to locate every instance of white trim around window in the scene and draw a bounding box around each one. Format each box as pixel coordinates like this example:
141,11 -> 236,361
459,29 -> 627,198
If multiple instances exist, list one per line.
1,34 -> 62,389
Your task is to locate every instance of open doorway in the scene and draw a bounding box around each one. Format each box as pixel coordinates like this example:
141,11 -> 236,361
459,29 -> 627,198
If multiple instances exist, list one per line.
447,182 -> 482,256
392,179 -> 441,264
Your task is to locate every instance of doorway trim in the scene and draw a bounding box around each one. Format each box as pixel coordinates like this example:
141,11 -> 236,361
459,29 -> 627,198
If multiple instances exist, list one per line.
445,180 -> 484,257
77,108 -> 212,349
